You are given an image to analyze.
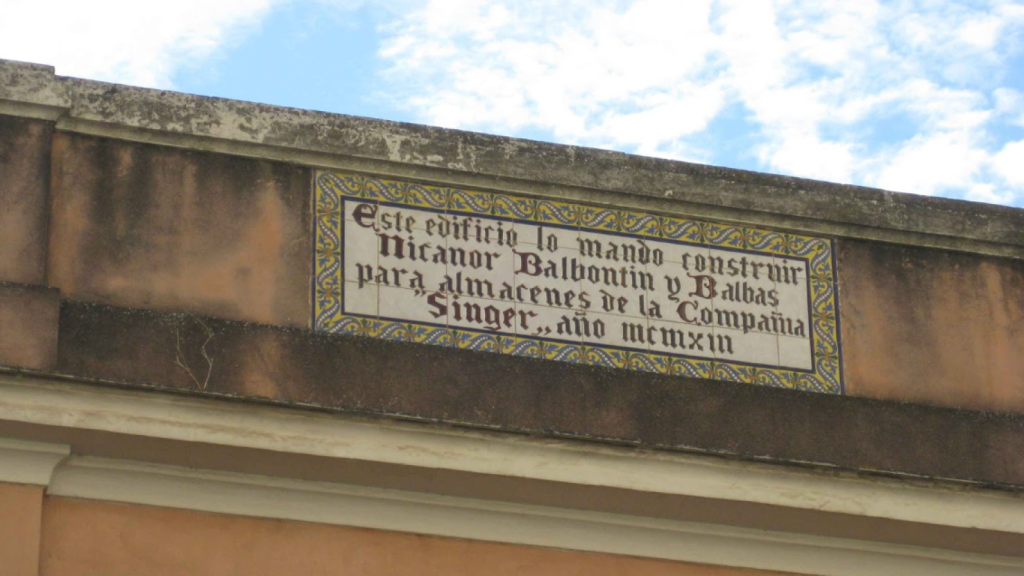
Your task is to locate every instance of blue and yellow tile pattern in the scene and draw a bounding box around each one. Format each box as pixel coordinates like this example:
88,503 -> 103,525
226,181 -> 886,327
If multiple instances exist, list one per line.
314,170 -> 843,394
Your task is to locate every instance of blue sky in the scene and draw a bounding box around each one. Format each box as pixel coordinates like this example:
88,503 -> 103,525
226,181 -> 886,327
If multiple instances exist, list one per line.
2,0 -> 1023,205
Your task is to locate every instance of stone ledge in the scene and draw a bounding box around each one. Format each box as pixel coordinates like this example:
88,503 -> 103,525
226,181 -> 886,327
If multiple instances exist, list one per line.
2,58 -> 1024,258
52,299 -> 1024,489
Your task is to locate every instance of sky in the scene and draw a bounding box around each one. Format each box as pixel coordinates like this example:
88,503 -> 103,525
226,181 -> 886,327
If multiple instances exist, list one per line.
1,0 -> 1023,205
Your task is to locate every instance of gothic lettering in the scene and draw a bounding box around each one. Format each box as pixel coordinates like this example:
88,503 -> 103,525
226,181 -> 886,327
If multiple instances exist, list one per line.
341,199 -> 815,371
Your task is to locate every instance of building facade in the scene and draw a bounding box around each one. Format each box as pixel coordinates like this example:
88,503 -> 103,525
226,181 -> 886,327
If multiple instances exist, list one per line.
1,58 -> 1023,575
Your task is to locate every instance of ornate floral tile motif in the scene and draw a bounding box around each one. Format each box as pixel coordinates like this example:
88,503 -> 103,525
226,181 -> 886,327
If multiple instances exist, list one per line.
314,170 -> 843,394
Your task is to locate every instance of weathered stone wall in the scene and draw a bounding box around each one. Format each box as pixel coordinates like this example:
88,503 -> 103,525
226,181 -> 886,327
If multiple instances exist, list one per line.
0,282 -> 59,372
1,60 -> 1024,490
0,114 -> 52,285
48,132 -> 311,328
839,240 -> 1024,412
31,131 -> 1024,414
53,300 -> 1024,487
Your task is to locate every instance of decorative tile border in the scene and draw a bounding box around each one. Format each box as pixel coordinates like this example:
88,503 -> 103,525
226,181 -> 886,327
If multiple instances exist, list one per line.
314,170 -> 843,394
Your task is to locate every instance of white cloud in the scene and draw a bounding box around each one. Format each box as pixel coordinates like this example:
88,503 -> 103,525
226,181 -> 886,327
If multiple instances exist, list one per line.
597,84 -> 726,151
378,0 -> 1024,205
994,88 -> 1024,127
380,0 -> 722,152
765,131 -> 856,185
993,140 -> 1024,186
0,0 -> 278,87
958,15 -> 1002,49
872,131 -> 989,195
3,0 -> 1021,205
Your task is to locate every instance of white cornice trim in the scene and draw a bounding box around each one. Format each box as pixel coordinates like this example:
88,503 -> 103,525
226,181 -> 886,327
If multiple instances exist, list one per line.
0,437 -> 70,485
1,375 -> 1023,535
47,455 -> 1024,576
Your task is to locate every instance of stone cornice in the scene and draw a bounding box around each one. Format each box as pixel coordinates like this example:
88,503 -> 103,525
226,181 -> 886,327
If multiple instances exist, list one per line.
2,58 -> 1023,259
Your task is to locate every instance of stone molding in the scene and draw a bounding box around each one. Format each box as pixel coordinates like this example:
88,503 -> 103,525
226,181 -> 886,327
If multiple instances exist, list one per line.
53,300 -> 1024,487
2,58 -> 1023,259
40,455 -> 1024,576
0,437 -> 70,486
1,374 -> 1023,534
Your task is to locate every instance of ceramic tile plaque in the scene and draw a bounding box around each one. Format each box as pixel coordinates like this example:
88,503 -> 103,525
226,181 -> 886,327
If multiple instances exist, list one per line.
314,171 -> 843,394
